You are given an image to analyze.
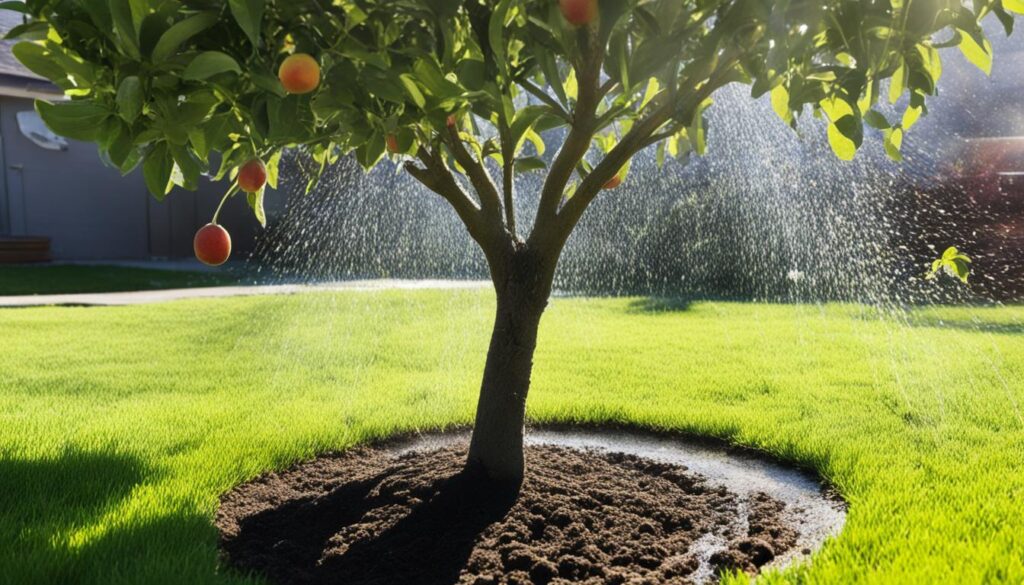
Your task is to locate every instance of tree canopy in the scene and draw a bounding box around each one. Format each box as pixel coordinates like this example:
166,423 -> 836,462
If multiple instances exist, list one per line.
5,0 -> 1019,242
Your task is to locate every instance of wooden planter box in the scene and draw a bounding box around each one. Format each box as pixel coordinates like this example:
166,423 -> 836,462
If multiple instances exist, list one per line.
0,236 -> 51,263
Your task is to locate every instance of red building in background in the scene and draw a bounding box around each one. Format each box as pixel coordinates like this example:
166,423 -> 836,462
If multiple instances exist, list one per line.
891,26 -> 1024,301
904,136 -> 1024,300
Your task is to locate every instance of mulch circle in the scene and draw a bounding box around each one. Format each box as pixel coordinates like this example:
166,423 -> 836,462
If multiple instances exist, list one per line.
216,442 -> 798,585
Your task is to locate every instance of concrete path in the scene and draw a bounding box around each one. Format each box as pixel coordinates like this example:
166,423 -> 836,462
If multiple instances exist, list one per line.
0,279 -> 490,308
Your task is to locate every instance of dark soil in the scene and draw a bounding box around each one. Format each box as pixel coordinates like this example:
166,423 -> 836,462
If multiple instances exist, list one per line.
217,443 -> 798,585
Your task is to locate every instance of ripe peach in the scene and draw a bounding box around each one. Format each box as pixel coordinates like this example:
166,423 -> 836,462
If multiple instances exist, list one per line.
278,53 -> 321,94
603,175 -> 623,190
237,159 -> 267,193
446,114 -> 458,128
194,223 -> 232,267
386,134 -> 400,154
559,0 -> 598,26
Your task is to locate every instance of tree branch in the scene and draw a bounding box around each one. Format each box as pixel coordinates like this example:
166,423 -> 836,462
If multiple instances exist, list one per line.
517,78 -> 572,122
597,78 -> 619,99
497,121 -> 517,238
530,26 -> 606,243
642,126 -> 683,149
544,102 -> 673,248
549,61 -> 740,251
441,125 -> 505,228
404,147 -> 496,248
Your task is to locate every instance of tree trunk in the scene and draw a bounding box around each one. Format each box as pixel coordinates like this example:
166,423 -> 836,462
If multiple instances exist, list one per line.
466,245 -> 554,484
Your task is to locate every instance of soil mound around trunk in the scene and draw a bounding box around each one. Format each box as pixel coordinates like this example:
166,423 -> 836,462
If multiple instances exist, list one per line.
217,442 -> 802,584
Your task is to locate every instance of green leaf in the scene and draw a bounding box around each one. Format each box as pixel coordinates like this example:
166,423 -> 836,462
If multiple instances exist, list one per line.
109,0 -> 141,59
143,142 -> 173,199
169,143 -> 202,190
247,187 -> 266,227
0,2 -> 30,13
151,12 -> 218,62
888,58 -> 906,104
514,157 -> 546,173
398,74 -> 426,109
183,51 -> 242,80
523,128 -> 545,156
229,0 -> 265,47
929,246 -> 972,283
3,21 -> 48,40
266,95 -> 314,143
213,143 -> 247,181
858,79 -> 875,114
39,42 -> 97,88
770,84 -> 792,124
36,100 -> 111,142
454,59 -> 486,92
863,110 -> 890,130
689,100 -> 711,156
958,29 -> 993,75
488,0 -> 514,79
827,123 -> 856,161
361,69 -> 406,103
188,127 -> 208,160
538,49 -> 567,106
836,115 -> 863,146
916,44 -> 943,86
563,68 -> 577,102
1006,0 -> 1024,14
11,42 -> 67,85
105,123 -> 136,169
251,69 -> 286,97
265,150 -> 282,189
883,127 -> 904,161
116,76 -> 143,123
902,104 -> 922,130
510,106 -> 548,154
691,120 -> 706,156
806,70 -> 837,82
951,259 -> 970,282
820,97 -> 861,160
612,33 -> 629,91
128,0 -> 147,30
640,77 -> 661,110
417,58 -> 464,97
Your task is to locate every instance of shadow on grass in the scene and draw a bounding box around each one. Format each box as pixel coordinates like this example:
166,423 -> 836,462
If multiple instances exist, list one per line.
0,450 -> 257,584
0,264 -> 242,296
0,450 -> 162,584
907,319 -> 1024,336
223,468 -> 516,585
74,512 -> 233,585
0,450 -> 147,537
3,510 -> 236,585
626,297 -> 694,313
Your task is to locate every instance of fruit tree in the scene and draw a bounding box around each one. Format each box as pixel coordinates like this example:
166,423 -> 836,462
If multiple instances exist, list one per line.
8,0 -> 1019,483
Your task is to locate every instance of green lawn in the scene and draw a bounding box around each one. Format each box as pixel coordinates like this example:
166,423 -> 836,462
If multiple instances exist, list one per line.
1,290 -> 1022,584
0,265 -> 240,296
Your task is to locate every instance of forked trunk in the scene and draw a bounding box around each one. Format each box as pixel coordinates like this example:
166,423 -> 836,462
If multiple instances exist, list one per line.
466,245 -> 554,484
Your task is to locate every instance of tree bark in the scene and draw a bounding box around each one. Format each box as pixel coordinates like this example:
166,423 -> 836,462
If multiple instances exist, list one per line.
466,244 -> 554,484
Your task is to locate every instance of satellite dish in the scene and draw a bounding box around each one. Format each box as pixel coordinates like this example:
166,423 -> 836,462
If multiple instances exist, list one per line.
16,110 -> 69,151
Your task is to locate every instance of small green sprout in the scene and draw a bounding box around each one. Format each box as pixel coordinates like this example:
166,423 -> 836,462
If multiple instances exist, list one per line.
927,246 -> 972,284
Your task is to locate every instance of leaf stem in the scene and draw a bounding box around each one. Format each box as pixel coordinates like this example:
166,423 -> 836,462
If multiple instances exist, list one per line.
212,182 -> 240,224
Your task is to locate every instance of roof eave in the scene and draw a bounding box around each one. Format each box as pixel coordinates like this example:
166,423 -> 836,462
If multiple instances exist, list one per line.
0,74 -> 64,101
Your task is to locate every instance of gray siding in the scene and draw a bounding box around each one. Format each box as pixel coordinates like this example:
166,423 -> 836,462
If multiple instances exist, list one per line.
0,95 -> 278,260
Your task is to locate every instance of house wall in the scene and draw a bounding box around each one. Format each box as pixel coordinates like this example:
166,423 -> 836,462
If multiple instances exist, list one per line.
0,95 -> 280,260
